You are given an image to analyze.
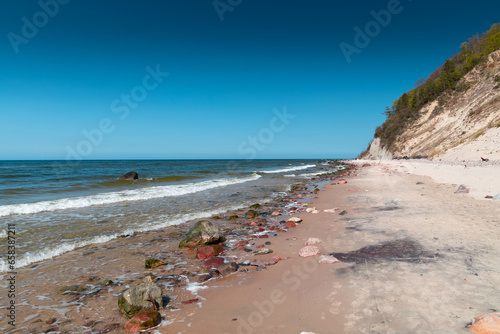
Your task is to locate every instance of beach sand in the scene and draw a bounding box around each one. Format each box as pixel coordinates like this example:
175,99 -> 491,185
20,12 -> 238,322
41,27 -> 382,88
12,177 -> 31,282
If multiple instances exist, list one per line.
3,161 -> 500,333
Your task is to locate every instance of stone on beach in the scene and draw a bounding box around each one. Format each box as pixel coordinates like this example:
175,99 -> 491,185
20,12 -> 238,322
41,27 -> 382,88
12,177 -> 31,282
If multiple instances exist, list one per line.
337,179 -> 347,184
318,255 -> 340,264
144,258 -> 166,269
287,217 -> 303,223
305,207 -> 316,213
250,258 -> 278,267
324,208 -> 337,213
469,312 -> 500,333
119,171 -> 138,180
118,282 -> 163,319
179,220 -> 225,248
305,237 -> 321,245
124,309 -> 161,332
202,256 -> 225,269
299,246 -> 321,257
254,248 -> 273,255
196,245 -> 223,260
454,185 -> 470,194
284,222 -> 297,228
216,262 -> 239,276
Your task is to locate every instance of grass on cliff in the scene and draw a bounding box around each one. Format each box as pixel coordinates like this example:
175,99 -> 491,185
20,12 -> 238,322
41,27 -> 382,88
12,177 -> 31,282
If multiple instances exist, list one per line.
373,23 -> 500,150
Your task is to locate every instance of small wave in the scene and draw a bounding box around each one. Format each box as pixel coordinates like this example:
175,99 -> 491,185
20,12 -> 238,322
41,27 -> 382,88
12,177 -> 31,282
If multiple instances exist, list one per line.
0,199 -> 270,272
259,164 -> 316,174
0,174 -> 261,217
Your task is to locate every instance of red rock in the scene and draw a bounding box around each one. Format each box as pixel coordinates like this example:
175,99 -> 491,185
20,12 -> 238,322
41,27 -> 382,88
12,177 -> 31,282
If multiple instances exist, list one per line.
234,240 -> 248,248
284,222 -> 296,228
182,298 -> 199,304
202,256 -> 225,268
470,312 -> 500,333
257,244 -> 265,249
196,245 -> 223,260
250,258 -> 278,267
258,227 -> 265,232
271,256 -> 281,262
124,310 -> 161,332
259,235 -> 269,239
338,179 -> 347,184
251,221 -> 260,226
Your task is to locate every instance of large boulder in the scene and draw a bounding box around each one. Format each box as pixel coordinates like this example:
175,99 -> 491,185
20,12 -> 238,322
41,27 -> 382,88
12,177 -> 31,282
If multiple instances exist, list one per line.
179,220 -> 225,248
118,282 -> 163,319
120,171 -> 139,180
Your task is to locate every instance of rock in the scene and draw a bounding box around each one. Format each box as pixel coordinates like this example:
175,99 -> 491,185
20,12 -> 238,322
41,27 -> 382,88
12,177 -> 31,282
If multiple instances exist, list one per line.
284,222 -> 296,228
253,248 -> 273,255
145,259 -> 166,269
228,215 -> 238,220
250,221 -> 261,226
339,210 -> 347,215
324,208 -> 337,213
250,258 -> 278,267
250,203 -> 261,209
305,237 -> 321,246
318,255 -> 340,264
119,171 -> 138,180
416,181 -> 424,185
385,198 -> 401,206
196,245 -> 223,260
481,157 -> 490,162
179,220 -> 225,248
305,207 -> 316,213
255,266 -> 267,271
118,282 -> 163,319
485,195 -> 493,199
338,179 -> 347,184
287,217 -> 303,223
454,185 -> 470,194
124,310 -> 161,332
245,210 -> 259,218
202,256 -> 225,269
59,284 -> 91,295
470,312 -> 500,333
216,262 -> 239,276
271,210 -> 281,216
299,246 -> 321,257
197,272 -> 214,283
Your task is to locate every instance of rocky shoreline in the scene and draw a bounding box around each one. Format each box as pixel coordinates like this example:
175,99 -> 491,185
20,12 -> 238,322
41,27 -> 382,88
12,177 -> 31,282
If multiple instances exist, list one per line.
7,162 -> 359,334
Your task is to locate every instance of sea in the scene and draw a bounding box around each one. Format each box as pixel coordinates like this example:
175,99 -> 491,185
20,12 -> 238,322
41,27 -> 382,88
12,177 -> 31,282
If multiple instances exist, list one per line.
0,159 -> 343,272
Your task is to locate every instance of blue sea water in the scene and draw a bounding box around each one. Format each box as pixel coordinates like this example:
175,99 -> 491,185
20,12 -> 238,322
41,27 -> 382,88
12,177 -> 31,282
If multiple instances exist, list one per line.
0,159 -> 340,271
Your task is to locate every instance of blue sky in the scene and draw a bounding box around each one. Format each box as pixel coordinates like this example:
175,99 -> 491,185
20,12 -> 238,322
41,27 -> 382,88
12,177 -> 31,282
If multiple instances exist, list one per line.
1,0 -> 499,160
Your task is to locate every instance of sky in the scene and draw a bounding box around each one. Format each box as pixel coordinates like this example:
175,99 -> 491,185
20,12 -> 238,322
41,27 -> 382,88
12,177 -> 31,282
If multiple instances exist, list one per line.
1,0 -> 499,160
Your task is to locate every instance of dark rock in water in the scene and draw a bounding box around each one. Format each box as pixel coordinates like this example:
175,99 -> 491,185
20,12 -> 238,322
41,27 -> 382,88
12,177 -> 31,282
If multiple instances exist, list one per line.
120,171 -> 138,180
59,284 -> 91,295
216,262 -> 239,276
145,259 -> 166,269
454,185 -> 469,194
118,282 -> 163,319
179,220 -> 225,248
245,210 -> 259,218
124,310 -> 161,332
250,203 -> 261,209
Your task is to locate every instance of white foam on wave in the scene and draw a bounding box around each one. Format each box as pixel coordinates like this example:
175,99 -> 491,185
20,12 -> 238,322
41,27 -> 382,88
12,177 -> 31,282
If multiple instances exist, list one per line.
259,164 -> 316,174
0,174 -> 261,217
0,199 -> 270,272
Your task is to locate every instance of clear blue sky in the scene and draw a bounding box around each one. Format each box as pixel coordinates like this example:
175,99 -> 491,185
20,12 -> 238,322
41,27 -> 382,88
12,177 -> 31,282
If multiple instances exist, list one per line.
1,0 -> 499,160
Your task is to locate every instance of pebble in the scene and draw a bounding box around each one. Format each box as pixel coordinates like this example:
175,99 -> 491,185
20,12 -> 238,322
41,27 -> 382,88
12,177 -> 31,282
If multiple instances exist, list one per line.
318,255 -> 340,264
253,248 -> 273,255
299,246 -> 321,257
305,237 -> 321,245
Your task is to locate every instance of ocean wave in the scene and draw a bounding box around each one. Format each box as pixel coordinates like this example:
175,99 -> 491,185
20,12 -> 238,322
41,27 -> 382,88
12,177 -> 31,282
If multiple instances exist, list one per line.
0,174 -> 261,217
259,164 -> 316,174
97,175 -> 202,187
0,199 -> 269,272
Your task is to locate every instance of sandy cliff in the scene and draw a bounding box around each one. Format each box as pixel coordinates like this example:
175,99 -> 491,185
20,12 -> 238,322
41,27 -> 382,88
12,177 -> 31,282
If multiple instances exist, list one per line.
362,50 -> 500,161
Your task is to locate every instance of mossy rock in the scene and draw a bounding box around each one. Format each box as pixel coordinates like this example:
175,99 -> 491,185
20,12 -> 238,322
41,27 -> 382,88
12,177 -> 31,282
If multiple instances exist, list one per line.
211,215 -> 221,220
249,203 -> 261,209
245,210 -> 259,219
179,220 -> 225,248
228,215 -> 238,220
118,282 -> 163,319
145,259 -> 166,269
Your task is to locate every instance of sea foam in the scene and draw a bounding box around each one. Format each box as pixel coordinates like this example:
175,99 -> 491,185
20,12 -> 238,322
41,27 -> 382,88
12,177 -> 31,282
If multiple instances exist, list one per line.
259,164 -> 316,174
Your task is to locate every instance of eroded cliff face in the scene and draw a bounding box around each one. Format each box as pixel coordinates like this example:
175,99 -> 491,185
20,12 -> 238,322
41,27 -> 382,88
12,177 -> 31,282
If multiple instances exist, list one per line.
362,50 -> 500,161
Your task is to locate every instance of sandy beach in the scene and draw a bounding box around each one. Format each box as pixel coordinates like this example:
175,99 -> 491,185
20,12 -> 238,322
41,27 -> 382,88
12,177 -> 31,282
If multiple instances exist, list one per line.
3,160 -> 500,333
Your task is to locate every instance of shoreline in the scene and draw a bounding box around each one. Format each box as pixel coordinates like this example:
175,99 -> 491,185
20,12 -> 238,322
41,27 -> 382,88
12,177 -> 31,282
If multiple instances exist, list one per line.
1,162 -> 355,333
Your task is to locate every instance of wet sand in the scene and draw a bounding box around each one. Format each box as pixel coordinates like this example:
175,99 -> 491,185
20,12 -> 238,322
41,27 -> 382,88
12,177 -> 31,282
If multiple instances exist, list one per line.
3,161 -> 500,333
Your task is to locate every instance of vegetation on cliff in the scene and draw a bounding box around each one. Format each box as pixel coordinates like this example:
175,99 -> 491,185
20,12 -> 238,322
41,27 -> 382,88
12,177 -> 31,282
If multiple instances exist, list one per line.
373,23 -> 500,150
